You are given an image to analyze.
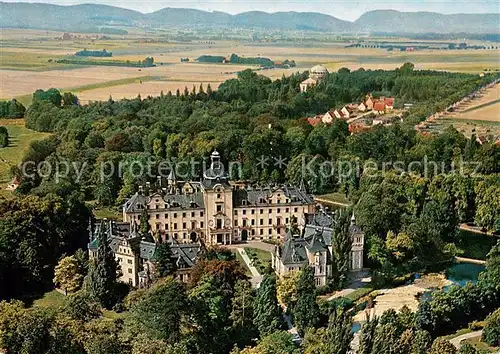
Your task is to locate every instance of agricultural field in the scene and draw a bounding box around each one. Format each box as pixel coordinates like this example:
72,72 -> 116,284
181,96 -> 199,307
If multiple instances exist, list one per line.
1,28 -> 500,104
434,83 -> 500,139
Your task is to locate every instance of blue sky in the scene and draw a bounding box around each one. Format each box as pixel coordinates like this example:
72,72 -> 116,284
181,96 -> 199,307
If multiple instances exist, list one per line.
3,0 -> 500,21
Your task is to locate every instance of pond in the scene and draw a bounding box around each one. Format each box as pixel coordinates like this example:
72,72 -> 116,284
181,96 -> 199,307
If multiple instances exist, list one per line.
352,322 -> 362,333
445,262 -> 485,287
420,262 -> 486,302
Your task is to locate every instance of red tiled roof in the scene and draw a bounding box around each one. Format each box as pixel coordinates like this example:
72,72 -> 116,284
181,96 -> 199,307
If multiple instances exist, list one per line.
384,97 -> 395,106
307,117 -> 322,126
349,123 -> 371,134
374,102 -> 386,111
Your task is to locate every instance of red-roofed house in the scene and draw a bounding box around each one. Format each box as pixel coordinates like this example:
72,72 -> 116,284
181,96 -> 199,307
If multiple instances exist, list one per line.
365,95 -> 374,110
307,117 -> 322,127
322,111 -> 336,124
373,101 -> 387,115
384,97 -> 395,110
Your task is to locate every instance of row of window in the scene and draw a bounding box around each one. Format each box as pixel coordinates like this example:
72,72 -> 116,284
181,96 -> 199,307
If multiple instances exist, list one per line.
234,207 -> 299,215
149,211 -> 204,218
235,217 -> 289,227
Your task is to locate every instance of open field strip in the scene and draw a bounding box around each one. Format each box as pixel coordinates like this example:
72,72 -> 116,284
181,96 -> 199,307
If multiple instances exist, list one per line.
76,80 -> 223,103
0,120 -> 51,198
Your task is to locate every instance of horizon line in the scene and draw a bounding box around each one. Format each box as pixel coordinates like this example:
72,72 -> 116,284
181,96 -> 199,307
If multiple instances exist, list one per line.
1,1 -> 499,23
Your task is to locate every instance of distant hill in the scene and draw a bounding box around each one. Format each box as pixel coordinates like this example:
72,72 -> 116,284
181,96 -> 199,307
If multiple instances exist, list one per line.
0,2 -> 142,31
0,2 -> 498,34
355,10 -> 500,34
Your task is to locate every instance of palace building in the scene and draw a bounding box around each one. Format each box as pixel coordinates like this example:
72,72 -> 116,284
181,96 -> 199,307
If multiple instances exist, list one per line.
88,219 -> 203,287
122,151 -> 316,246
273,210 -> 365,286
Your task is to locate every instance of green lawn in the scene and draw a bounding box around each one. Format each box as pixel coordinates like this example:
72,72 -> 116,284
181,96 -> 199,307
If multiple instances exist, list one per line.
89,203 -> 123,221
315,192 -> 350,206
345,285 -> 374,302
32,290 -> 68,312
0,120 -> 51,198
244,247 -> 272,273
33,290 -> 129,319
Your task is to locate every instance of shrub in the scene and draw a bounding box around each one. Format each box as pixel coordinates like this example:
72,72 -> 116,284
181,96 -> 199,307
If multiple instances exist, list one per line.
482,308 -> 500,347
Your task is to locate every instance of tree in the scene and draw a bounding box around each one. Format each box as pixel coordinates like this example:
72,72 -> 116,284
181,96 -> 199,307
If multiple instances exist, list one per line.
458,342 -> 479,354
411,330 -> 432,354
154,236 -> 176,278
305,308 -> 354,354
0,302 -> 53,354
254,273 -> 284,336
230,280 -> 257,346
33,88 -> 62,106
236,331 -> 298,354
131,277 -> 187,343
482,308 -> 500,347
0,126 -> 9,148
371,323 -> 401,354
277,272 -> 300,309
429,338 -> 456,354
139,209 -> 150,235
358,315 -> 378,354
294,267 -> 320,334
478,240 -> 500,308
63,291 -> 102,322
53,255 -> 85,294
62,92 -> 79,106
331,209 -> 353,288
85,221 -> 119,309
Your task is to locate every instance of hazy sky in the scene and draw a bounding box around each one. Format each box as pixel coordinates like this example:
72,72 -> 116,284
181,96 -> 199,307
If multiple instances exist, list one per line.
3,0 -> 500,21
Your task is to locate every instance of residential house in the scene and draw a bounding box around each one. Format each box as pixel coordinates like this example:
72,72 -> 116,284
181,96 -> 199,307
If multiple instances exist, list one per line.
384,97 -> 395,110
341,106 -> 355,119
322,111 -> 336,124
358,102 -> 368,112
300,78 -> 318,93
307,116 -> 322,127
364,95 -> 374,110
373,101 -> 387,115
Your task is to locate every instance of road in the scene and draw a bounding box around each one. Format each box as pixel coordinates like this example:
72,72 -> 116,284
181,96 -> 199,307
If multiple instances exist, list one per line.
235,247 -> 263,288
449,330 -> 483,349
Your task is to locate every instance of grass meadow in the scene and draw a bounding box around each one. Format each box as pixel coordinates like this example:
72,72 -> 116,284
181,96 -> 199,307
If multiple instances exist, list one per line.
0,119 -> 51,199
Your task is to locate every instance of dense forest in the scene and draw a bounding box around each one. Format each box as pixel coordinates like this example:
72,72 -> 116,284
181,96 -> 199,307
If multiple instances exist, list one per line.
0,64 -> 499,353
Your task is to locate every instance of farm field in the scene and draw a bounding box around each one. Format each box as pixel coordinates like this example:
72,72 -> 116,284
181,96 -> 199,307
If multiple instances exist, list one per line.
77,80 -> 222,103
1,28 -> 500,104
0,119 -> 51,198
450,84 -> 500,122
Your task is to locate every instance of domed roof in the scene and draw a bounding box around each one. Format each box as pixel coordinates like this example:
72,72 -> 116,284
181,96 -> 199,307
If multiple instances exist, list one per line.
310,65 -> 328,74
